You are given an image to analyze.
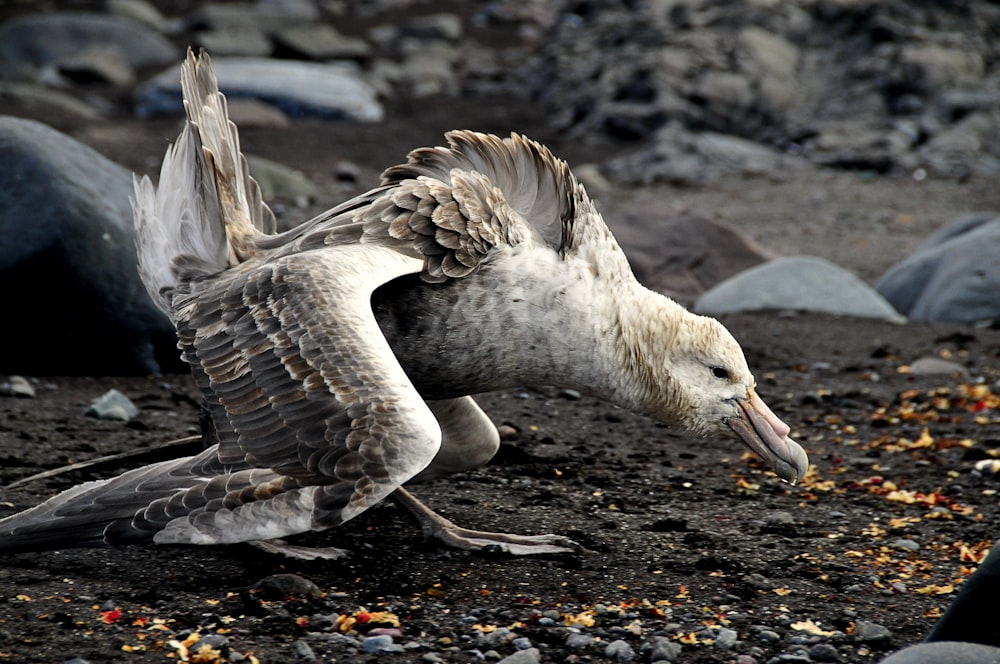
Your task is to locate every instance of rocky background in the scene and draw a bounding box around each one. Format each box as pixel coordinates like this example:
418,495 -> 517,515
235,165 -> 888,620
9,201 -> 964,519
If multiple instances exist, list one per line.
1,0 -> 999,377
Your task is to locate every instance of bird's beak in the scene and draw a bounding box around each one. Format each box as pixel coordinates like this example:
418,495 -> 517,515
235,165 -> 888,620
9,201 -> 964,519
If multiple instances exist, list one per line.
726,389 -> 809,485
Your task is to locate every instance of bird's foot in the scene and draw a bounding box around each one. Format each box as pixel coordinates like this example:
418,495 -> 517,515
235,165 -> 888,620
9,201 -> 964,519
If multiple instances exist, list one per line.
250,538 -> 351,560
392,487 -> 579,555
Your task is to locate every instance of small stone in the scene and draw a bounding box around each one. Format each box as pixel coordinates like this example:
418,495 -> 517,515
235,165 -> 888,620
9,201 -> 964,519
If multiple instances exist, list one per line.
85,389 -> 139,421
765,511 -> 796,526
650,636 -> 682,662
809,643 -> 841,662
511,637 -> 532,650
496,648 -> 541,664
715,627 -> 739,649
363,634 -> 403,654
765,655 -> 811,664
890,538 -> 920,552
558,388 -> 582,400
743,573 -> 777,590
757,630 -> 781,643
0,376 -> 35,398
735,656 -> 758,664
251,573 -> 323,600
852,620 -> 892,645
293,639 -> 317,661
604,639 -> 636,661
565,633 -> 594,649
907,357 -> 970,379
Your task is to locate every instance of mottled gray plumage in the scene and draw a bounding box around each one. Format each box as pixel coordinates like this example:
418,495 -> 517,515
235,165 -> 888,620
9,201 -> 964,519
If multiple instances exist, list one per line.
0,50 -> 807,556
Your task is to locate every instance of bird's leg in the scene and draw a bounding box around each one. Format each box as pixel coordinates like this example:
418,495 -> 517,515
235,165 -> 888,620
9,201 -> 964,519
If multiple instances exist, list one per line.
391,487 -> 579,555
250,538 -> 351,560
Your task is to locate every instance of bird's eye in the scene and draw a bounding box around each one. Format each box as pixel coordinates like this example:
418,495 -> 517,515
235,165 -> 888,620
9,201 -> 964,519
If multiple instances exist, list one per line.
711,366 -> 730,380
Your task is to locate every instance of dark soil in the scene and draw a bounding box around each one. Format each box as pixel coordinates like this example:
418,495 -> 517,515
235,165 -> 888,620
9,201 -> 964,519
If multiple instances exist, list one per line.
3,313 -> 1000,663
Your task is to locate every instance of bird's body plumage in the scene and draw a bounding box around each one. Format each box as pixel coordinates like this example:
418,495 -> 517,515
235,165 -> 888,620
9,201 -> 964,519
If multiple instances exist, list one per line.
0,51 -> 808,555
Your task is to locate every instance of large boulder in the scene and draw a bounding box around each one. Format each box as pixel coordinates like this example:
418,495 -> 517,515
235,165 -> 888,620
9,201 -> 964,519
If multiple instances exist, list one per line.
0,12 -> 177,81
876,214 -> 1000,322
0,117 -> 180,375
135,58 -> 384,121
695,256 -> 906,323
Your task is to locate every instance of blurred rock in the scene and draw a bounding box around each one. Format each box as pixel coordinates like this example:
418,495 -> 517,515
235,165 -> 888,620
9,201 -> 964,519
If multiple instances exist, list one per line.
0,376 -> 35,398
609,210 -> 770,302
0,117 -> 178,376
876,213 -> 1000,322
135,57 -> 384,121
56,46 -> 135,86
0,83 -> 104,130
604,124 -> 798,185
194,28 -> 273,57
104,0 -> 172,32
272,24 -> 372,61
247,155 -> 319,208
85,389 -> 139,421
907,357 -> 971,379
0,12 -> 177,81
695,256 -> 907,322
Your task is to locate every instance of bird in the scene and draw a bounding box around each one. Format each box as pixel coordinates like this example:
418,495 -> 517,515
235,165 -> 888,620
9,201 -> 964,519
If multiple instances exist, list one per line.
0,50 -> 808,557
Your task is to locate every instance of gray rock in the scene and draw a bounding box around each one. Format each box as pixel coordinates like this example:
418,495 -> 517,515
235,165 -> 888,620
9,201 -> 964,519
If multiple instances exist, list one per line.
0,376 -> 35,398
649,636 -> 682,662
56,46 -> 135,86
738,27 -> 799,112
608,210 -> 770,303
496,648 -> 540,664
293,639 -> 317,661
247,156 -> 318,209
714,627 -> 739,650
400,13 -> 463,42
604,124 -> 797,186
565,633 -> 595,649
273,25 -> 373,61
604,639 -> 636,661
743,573 -> 777,591
907,357 -> 970,379
104,0 -> 171,32
880,642 -> 1000,664
852,620 -> 892,645
0,83 -> 103,129
252,573 -> 323,600
86,389 -> 139,421
184,2 -> 317,32
808,643 -> 840,662
890,538 -> 920,552
0,117 -> 178,375
696,256 -> 907,323
136,58 -> 384,122
876,214 -> 1000,322
195,28 -> 273,58
0,12 -> 177,79
362,634 -> 403,654
765,655 -> 811,664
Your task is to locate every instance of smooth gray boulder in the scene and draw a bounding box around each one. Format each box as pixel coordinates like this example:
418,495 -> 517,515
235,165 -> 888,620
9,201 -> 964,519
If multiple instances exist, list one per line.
0,12 -> 177,79
0,117 -> 180,375
695,256 -> 906,322
135,58 -> 384,121
876,214 -> 1000,322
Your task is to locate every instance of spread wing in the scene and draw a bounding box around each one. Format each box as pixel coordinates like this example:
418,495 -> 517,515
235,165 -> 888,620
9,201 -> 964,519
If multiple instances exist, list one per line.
172,245 -> 440,531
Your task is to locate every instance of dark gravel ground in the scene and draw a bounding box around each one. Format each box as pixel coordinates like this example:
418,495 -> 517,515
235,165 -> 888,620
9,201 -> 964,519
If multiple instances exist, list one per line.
3,313 -> 1000,663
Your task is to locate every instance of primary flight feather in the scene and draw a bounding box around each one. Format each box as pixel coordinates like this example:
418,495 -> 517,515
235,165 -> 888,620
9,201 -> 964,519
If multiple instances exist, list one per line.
0,50 -> 808,556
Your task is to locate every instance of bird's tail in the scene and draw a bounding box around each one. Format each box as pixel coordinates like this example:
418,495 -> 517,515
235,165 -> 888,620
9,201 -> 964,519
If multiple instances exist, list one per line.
131,48 -> 275,316
0,446 -> 258,552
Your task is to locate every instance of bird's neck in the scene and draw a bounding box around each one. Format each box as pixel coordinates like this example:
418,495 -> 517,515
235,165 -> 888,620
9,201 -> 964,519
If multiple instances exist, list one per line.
601,282 -> 688,417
